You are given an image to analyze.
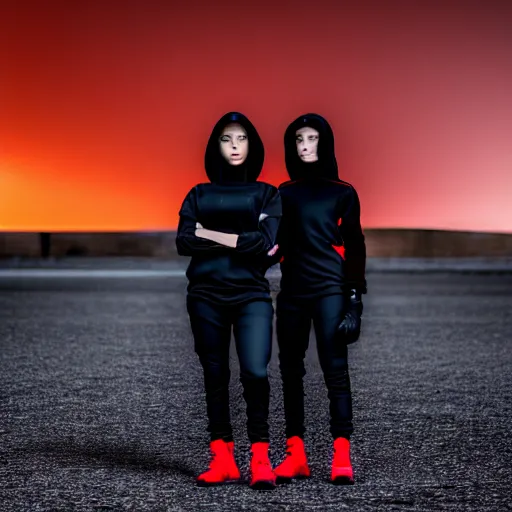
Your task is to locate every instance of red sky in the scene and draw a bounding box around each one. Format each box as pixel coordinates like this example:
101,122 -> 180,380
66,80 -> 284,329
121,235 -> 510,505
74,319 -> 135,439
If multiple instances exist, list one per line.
1,0 -> 511,232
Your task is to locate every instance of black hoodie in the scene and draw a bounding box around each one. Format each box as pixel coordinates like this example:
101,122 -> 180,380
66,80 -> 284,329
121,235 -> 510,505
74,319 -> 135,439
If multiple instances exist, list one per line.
176,112 -> 282,305
275,113 -> 367,298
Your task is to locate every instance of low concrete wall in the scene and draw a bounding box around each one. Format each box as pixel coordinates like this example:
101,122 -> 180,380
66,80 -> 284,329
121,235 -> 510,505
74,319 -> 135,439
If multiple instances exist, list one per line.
1,229 -> 511,258
364,229 -> 512,257
0,232 -> 177,258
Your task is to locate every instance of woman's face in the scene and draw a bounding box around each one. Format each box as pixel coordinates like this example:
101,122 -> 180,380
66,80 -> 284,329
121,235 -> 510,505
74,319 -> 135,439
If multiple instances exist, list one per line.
295,126 -> 319,162
219,123 -> 249,165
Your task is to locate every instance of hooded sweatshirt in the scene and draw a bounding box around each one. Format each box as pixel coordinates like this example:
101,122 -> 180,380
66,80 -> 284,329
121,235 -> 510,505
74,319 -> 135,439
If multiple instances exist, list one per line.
275,113 -> 367,299
176,112 -> 281,305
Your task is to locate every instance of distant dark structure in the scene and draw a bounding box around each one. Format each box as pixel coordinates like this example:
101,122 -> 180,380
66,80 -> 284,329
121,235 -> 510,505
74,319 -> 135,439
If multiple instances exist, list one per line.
0,229 -> 511,259
39,233 -> 51,258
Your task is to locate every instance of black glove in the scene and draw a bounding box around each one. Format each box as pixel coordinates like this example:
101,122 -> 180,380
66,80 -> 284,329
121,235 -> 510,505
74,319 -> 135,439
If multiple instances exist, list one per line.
337,289 -> 363,344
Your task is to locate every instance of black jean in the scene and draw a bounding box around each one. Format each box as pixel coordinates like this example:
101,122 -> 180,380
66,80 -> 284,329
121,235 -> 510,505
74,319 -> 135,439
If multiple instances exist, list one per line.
187,297 -> 273,444
276,293 -> 353,440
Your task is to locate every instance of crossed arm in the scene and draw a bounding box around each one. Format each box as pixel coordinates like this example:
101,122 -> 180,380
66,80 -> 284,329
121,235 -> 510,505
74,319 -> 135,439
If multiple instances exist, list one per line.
194,222 -> 238,248
176,187 -> 281,257
195,218 -> 279,255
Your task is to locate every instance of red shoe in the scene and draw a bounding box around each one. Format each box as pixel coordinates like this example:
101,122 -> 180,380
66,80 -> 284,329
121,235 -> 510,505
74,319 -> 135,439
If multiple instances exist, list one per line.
274,436 -> 311,484
249,442 -> 276,490
197,440 -> 241,486
331,437 -> 354,485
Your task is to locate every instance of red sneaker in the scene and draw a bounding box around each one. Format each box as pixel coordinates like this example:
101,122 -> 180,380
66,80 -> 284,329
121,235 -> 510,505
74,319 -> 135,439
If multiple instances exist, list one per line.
274,436 -> 311,484
331,437 -> 354,485
197,440 -> 241,486
249,442 -> 276,490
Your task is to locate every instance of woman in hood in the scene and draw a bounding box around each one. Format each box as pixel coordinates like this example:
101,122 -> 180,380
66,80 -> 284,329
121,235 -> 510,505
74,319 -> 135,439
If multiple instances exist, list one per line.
269,113 -> 367,485
176,112 -> 281,490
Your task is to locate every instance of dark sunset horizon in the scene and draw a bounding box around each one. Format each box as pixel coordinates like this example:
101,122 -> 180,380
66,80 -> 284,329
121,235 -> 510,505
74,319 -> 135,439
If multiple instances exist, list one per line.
1,1 -> 511,233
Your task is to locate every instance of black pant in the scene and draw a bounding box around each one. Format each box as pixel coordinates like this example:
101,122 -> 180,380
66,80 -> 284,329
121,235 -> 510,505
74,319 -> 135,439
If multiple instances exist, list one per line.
276,293 -> 353,440
187,298 -> 273,444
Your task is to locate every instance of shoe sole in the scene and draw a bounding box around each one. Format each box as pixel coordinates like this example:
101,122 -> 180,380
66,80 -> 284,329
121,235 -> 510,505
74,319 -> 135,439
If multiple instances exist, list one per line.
250,480 -> 276,490
332,475 -> 354,485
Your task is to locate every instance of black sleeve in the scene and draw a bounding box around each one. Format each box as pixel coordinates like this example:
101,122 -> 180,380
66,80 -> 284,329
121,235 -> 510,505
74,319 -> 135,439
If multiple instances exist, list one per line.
264,215 -> 286,267
339,186 -> 367,293
235,186 -> 282,257
176,187 -> 230,256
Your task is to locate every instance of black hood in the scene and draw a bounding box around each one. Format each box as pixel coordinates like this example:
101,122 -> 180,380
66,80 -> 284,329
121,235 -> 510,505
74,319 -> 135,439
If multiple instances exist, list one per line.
284,113 -> 339,181
204,112 -> 264,184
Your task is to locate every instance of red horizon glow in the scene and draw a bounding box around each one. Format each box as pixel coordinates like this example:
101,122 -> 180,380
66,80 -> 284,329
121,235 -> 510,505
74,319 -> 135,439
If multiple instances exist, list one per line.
1,1 -> 511,233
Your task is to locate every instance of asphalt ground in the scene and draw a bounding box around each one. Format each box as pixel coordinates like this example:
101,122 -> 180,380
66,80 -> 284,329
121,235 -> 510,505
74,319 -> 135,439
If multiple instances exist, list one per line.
2,256 -> 512,273
1,271 -> 511,511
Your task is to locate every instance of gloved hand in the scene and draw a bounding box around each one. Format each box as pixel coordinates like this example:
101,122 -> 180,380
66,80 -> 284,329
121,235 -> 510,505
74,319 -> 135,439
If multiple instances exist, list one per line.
337,289 -> 363,344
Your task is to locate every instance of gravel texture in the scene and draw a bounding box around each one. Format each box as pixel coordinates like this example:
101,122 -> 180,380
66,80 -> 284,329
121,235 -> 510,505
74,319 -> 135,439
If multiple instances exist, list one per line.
1,272 -> 511,511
